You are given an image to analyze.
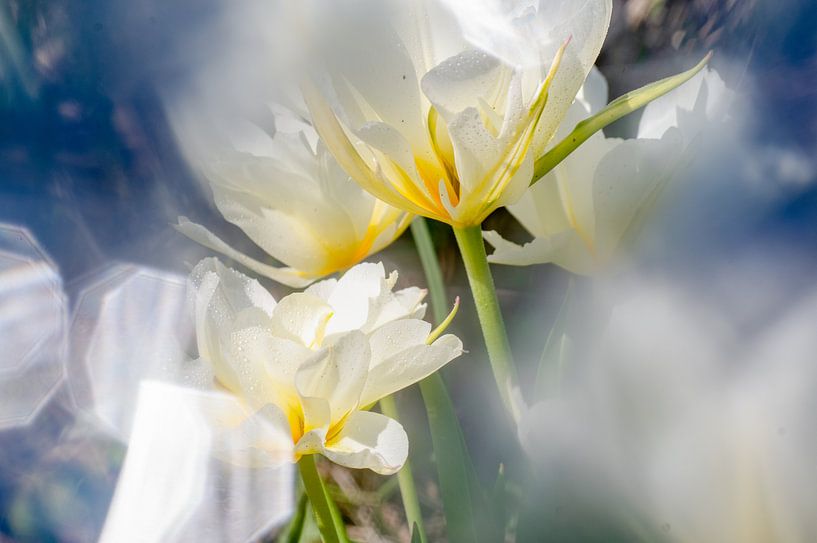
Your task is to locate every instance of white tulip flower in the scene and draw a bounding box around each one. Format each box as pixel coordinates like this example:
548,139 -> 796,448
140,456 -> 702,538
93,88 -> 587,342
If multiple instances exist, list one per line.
177,111 -> 411,288
188,258 -> 463,474
484,68 -> 730,274
299,0 -> 612,227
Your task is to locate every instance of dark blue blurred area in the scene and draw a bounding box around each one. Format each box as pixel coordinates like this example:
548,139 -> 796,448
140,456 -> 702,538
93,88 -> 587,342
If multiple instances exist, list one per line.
0,0 -> 814,541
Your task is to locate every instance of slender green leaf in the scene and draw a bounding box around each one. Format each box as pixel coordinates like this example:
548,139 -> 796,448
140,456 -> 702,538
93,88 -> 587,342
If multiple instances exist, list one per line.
279,492 -> 308,543
532,53 -> 712,185
411,522 -> 424,543
379,395 -> 428,543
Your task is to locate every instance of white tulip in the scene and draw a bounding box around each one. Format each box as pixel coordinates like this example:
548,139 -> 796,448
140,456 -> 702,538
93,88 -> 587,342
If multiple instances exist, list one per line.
299,0 -> 612,226
177,110 -> 411,288
484,68 -> 730,274
187,258 -> 463,474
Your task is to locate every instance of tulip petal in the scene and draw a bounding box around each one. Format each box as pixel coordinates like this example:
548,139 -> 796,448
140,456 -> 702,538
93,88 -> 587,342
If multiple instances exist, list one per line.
295,332 -> 371,426
531,0 -> 613,156
483,229 -> 591,272
269,293 -> 334,348
369,319 -> 433,364
178,219 -> 314,288
190,258 -> 278,392
321,410 -> 409,475
324,262 -> 387,335
359,332 -> 463,407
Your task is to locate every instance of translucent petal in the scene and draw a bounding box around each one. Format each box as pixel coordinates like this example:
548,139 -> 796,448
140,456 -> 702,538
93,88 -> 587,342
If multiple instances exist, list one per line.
321,410 -> 409,475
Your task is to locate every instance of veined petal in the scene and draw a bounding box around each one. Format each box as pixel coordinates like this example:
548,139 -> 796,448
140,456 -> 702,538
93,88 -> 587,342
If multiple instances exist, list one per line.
177,218 -> 314,288
359,332 -> 463,407
321,410 -> 408,475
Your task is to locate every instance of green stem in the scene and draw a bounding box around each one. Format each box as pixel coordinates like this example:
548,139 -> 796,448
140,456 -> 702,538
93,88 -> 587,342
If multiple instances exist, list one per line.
411,217 -> 479,543
379,395 -> 428,543
452,225 -> 519,419
298,455 -> 350,543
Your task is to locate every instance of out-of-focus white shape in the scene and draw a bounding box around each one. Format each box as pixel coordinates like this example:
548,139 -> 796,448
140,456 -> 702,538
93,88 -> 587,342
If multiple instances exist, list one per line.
99,381 -> 295,543
439,0 -> 606,71
485,68 -> 731,274
0,223 -> 66,428
71,265 -> 296,542
520,261 -> 817,542
69,264 -> 203,441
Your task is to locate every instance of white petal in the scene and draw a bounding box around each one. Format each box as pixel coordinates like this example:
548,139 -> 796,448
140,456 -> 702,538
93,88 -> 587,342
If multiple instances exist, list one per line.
484,228 -> 604,275
638,68 -> 731,141
210,186 -> 335,273
366,286 -> 429,332
321,410 -> 409,475
229,326 -> 310,412
421,49 -> 510,122
295,332 -> 371,425
368,319 -> 432,365
270,293 -> 334,348
324,262 -> 387,336
303,0 -> 433,155
189,258 -> 277,391
590,134 -> 680,262
177,219 -> 314,288
304,277 -> 338,301
359,333 -> 463,407
532,0 -> 613,156
577,66 -> 609,115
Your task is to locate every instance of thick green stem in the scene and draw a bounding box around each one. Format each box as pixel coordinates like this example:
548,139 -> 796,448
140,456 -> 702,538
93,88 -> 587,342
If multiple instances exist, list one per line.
379,395 -> 428,543
298,455 -> 350,543
452,225 -> 519,419
411,217 -> 479,543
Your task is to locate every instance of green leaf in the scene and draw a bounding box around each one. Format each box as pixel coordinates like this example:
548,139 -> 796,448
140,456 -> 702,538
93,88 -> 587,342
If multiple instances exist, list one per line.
411,522 -> 424,543
534,278 -> 574,399
531,53 -> 712,186
379,396 -> 428,543
419,374 -> 481,543
279,492 -> 308,543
